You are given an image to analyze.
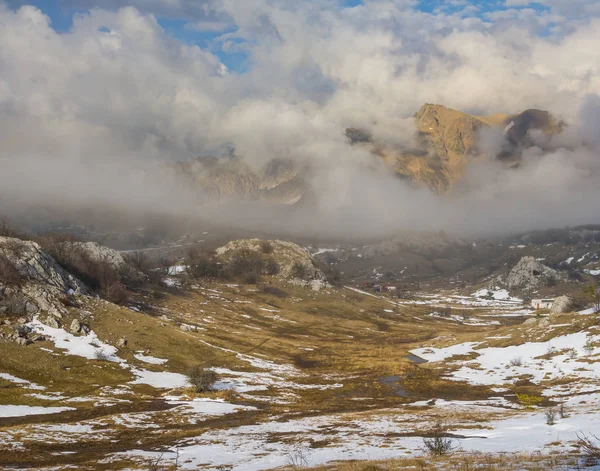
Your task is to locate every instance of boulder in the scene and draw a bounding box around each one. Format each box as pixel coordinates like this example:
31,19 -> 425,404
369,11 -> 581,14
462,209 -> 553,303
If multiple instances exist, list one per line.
70,318 -> 82,334
504,257 -> 566,291
42,316 -> 61,329
116,337 -> 127,348
551,296 -> 572,314
15,337 -> 32,346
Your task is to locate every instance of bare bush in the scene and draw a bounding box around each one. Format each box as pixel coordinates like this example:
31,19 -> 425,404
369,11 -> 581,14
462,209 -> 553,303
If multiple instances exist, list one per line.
291,262 -> 307,280
0,217 -> 24,238
509,357 -> 523,367
263,257 -> 280,276
227,249 -> 265,283
577,432 -> 600,466
544,408 -> 557,425
185,249 -> 222,279
422,423 -> 458,456
188,367 -> 218,393
100,280 -> 130,305
0,255 -> 23,286
284,446 -> 311,468
559,403 -> 569,419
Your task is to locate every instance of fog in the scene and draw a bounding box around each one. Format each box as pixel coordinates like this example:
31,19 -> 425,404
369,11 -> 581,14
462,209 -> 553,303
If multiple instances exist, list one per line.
0,1 -> 599,240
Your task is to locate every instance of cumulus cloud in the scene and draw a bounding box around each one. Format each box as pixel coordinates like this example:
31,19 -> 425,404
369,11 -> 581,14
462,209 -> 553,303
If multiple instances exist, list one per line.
0,1 -> 599,238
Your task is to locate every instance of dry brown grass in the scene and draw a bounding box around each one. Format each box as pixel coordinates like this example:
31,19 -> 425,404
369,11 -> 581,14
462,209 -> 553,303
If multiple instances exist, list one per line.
303,451 -> 580,471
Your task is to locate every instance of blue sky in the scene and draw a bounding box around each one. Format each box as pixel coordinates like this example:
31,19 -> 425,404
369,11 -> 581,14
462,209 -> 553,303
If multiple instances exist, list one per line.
0,0 -> 557,72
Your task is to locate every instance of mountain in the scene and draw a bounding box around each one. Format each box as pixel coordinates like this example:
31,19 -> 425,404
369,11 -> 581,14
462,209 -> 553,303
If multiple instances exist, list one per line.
172,104 -> 563,201
372,104 -> 563,192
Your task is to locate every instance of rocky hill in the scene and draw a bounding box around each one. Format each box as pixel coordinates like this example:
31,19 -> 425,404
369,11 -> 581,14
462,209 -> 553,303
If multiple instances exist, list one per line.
375,104 -> 563,192
171,104 -> 563,200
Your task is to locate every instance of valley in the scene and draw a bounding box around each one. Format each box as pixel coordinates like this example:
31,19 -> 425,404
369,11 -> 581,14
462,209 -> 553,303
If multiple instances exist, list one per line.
1,229 -> 599,470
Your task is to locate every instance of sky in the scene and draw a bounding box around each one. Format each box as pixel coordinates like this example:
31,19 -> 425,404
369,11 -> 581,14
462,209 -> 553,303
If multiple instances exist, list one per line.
0,0 -> 599,237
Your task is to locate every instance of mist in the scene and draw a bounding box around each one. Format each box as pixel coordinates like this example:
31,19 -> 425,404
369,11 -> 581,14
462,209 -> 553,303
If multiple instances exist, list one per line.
1,2 -> 600,240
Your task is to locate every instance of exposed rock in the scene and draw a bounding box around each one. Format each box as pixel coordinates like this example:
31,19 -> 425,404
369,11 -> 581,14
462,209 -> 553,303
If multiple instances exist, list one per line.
0,237 -> 88,319
70,318 -> 82,334
0,237 -> 87,294
42,316 -> 61,329
179,324 -> 197,333
30,334 -> 46,342
503,256 -> 566,291
63,241 -> 128,270
15,337 -> 32,346
551,296 -> 572,314
116,337 -> 127,348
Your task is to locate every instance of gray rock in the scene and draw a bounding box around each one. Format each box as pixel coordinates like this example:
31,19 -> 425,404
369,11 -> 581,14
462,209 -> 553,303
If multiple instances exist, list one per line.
30,334 -> 46,342
80,324 -> 90,334
504,257 -> 566,291
15,337 -> 32,346
116,337 -> 127,348
551,296 -> 572,314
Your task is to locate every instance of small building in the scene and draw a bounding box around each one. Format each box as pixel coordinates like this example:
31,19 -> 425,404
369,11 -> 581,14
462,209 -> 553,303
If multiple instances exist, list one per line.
531,298 -> 555,310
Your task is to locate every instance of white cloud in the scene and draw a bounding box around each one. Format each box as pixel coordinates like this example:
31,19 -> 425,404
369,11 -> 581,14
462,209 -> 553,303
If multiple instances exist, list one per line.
0,2 -> 600,236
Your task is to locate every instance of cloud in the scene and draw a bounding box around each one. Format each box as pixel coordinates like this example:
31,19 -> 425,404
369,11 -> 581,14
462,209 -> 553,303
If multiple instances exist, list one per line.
0,2 -> 599,238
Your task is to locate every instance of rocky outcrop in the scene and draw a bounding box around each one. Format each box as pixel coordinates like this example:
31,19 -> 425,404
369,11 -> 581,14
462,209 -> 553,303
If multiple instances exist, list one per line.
216,239 -> 327,288
0,237 -> 87,294
171,157 -> 306,205
551,296 -> 572,314
0,237 -> 88,321
503,256 -> 566,291
63,242 -> 127,270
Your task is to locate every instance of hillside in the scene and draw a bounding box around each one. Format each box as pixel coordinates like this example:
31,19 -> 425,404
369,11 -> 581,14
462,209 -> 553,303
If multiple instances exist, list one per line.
0,231 -> 599,470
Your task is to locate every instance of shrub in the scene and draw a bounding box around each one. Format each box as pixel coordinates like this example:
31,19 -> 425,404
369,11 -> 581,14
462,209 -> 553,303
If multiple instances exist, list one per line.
227,249 -> 265,282
577,433 -> 600,466
259,240 -> 274,254
0,255 -> 22,286
263,257 -> 280,276
0,217 -> 24,238
185,250 -> 222,279
125,252 -> 170,285
188,367 -> 218,393
422,423 -> 457,456
509,357 -> 523,367
100,281 -> 129,305
291,262 -> 307,280
559,403 -> 569,419
544,408 -> 557,425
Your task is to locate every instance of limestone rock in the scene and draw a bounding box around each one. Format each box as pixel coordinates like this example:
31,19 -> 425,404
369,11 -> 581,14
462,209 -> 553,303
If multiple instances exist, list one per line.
0,237 -> 87,294
503,257 -> 566,291
551,296 -> 572,314
42,316 -> 61,329
15,337 -> 32,346
70,318 -> 82,334
0,237 -> 89,320
116,337 -> 127,348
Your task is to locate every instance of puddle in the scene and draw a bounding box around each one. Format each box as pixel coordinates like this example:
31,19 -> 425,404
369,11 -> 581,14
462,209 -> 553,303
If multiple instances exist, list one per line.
379,375 -> 411,397
404,353 -> 428,364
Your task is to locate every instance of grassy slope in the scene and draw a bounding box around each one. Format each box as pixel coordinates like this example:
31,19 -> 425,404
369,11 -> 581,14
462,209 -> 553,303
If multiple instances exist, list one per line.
0,280 -> 530,469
